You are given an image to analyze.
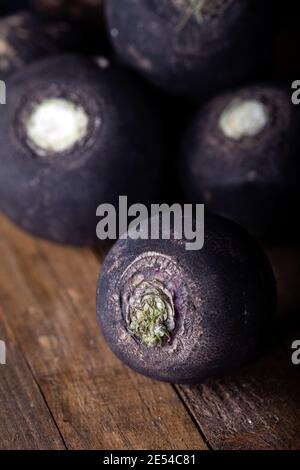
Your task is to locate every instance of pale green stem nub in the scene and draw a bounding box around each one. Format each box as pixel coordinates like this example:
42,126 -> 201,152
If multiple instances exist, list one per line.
177,0 -> 206,31
126,280 -> 175,347
176,0 -> 231,31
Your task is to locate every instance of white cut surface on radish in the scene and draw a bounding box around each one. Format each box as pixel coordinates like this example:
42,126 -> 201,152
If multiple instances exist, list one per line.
219,98 -> 268,140
26,98 -> 90,153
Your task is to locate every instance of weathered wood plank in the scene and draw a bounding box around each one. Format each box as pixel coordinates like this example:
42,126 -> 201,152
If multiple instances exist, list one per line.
0,214 -> 207,450
0,314 -> 65,450
176,245 -> 300,450
177,345 -> 300,450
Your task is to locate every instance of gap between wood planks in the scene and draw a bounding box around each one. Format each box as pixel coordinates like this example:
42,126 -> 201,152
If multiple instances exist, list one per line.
0,311 -> 65,450
20,342 -> 69,450
0,214 -> 206,450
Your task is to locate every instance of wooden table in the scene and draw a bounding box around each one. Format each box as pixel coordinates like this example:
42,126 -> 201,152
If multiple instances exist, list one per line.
0,213 -> 299,450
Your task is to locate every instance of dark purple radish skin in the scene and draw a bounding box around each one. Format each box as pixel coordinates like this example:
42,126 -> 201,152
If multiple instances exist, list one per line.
0,55 -> 164,245
181,84 -> 300,240
31,0 -> 103,23
0,12 -> 60,80
105,0 -> 270,98
31,0 -> 106,55
0,12 -> 95,81
96,215 -> 276,384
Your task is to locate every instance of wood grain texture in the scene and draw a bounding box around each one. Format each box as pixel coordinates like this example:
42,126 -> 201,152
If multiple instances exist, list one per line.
0,314 -> 65,450
1,211 -> 299,450
176,245 -> 300,450
177,346 -> 300,450
0,214 -> 207,450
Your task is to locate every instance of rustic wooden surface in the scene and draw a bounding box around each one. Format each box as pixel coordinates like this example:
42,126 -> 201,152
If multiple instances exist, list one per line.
0,213 -> 299,450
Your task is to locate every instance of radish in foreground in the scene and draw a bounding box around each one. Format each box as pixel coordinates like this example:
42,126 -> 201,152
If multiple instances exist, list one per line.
97,214 -> 276,384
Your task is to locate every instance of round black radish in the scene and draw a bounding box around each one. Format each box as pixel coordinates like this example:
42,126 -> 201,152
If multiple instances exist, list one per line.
31,0 -> 106,55
0,55 -> 164,245
97,214 -> 276,384
31,0 -> 103,23
181,84 -> 300,240
105,0 -> 269,98
30,0 -> 105,53
0,12 -> 90,80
